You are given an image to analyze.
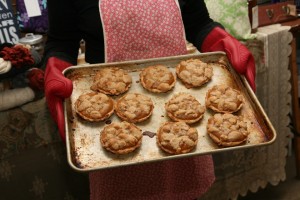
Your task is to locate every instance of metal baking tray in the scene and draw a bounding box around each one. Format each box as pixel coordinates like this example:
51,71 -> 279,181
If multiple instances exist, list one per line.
63,52 -> 276,172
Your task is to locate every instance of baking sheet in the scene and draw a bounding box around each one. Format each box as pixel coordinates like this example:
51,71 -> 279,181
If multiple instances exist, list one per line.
63,52 -> 276,172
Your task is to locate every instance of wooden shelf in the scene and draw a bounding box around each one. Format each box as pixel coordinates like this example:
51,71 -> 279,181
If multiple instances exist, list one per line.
281,18 -> 300,178
281,19 -> 300,134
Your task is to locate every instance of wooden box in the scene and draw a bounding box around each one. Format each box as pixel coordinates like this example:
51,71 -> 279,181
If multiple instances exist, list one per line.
257,1 -> 297,27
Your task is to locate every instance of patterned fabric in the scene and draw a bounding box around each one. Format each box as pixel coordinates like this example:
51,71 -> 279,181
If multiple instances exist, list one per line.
0,98 -> 54,159
0,98 -> 89,199
99,0 -> 188,62
89,1 -> 215,199
90,156 -> 215,200
16,0 -> 48,33
204,0 -> 256,41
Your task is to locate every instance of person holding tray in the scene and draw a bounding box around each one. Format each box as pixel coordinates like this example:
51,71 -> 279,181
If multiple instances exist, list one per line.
43,0 -> 256,199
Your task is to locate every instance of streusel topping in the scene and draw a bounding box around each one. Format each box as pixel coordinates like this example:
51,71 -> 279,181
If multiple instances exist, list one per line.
206,85 -> 244,113
75,92 -> 114,122
176,58 -> 213,88
100,121 -> 142,154
140,65 -> 176,93
165,93 -> 205,124
115,93 -> 154,123
207,113 -> 249,147
156,121 -> 198,154
91,67 -> 132,95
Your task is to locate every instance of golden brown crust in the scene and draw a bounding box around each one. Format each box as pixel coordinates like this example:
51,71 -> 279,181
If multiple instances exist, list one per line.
90,67 -> 132,95
100,121 -> 142,154
156,121 -> 198,154
165,93 -> 206,124
139,65 -> 176,93
205,85 -> 244,113
75,92 -> 114,122
206,113 -> 250,147
176,58 -> 213,88
115,93 -> 154,123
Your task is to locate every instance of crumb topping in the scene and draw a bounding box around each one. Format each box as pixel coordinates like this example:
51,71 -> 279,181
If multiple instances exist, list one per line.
176,58 -> 213,88
91,67 -> 132,95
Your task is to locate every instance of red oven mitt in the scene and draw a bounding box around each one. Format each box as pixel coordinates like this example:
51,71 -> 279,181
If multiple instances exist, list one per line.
44,57 -> 73,141
201,27 -> 256,92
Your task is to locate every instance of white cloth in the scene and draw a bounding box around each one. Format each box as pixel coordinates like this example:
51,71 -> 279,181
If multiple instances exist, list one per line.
0,58 -> 12,74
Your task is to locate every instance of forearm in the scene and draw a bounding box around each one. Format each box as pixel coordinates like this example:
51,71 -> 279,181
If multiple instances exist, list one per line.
180,0 -> 223,50
190,21 -> 224,51
43,0 -> 81,66
43,38 -> 80,65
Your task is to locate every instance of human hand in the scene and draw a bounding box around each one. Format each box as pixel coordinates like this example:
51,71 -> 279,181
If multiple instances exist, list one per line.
44,57 -> 73,141
201,27 -> 256,92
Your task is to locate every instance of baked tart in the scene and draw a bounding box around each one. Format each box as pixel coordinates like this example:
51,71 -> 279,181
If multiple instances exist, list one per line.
156,121 -> 198,154
176,58 -> 213,88
139,65 -> 176,93
100,121 -> 142,154
165,93 -> 206,124
207,113 -> 249,147
205,85 -> 244,113
115,93 -> 154,123
90,67 -> 132,95
75,92 -> 114,122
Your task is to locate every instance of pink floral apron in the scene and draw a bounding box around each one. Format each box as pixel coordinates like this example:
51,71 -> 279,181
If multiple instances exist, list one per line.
99,0 -> 188,62
89,0 -> 215,199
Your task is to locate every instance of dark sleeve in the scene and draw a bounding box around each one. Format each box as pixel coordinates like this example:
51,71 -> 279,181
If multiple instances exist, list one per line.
43,0 -> 81,65
179,0 -> 223,50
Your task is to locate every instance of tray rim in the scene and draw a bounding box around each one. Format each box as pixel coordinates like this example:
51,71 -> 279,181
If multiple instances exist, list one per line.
63,52 -> 277,172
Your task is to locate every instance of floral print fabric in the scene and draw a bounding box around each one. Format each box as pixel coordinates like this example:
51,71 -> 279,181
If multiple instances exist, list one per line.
0,98 -> 90,199
204,0 -> 256,41
99,0 -> 188,62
